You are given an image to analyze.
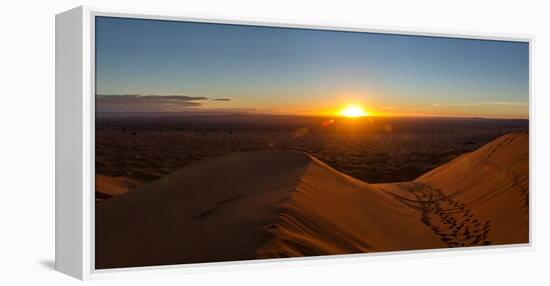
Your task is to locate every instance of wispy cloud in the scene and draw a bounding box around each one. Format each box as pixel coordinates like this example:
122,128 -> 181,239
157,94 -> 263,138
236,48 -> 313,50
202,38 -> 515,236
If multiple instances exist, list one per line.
96,94 -> 208,112
433,101 -> 528,107
96,94 -> 235,112
408,106 -> 435,111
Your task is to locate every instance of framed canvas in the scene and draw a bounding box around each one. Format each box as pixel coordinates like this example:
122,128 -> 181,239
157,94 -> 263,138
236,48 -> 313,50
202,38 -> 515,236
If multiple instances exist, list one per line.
55,6 -> 532,280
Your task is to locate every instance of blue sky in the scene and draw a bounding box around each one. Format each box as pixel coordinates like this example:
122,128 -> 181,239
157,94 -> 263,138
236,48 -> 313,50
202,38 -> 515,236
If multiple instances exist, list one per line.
95,16 -> 529,118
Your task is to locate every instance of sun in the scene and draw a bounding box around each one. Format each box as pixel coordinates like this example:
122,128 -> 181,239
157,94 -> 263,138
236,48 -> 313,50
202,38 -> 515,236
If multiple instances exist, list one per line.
340,104 -> 369,118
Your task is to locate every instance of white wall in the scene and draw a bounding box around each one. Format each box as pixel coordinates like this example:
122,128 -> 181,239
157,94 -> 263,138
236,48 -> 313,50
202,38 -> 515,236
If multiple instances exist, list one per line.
0,0 -> 548,284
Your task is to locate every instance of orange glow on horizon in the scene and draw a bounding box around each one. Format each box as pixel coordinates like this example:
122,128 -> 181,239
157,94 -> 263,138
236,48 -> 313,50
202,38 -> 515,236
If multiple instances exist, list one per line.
339,104 -> 369,118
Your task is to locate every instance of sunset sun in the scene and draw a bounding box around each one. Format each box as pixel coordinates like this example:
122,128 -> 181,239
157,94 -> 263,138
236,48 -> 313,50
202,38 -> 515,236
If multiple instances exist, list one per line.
340,104 -> 369,118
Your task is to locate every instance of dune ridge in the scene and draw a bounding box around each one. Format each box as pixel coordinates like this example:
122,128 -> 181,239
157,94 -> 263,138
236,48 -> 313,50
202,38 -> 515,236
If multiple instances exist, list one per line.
96,133 -> 528,269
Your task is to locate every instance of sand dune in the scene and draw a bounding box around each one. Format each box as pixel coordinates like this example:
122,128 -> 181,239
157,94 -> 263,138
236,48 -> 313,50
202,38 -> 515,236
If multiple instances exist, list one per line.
95,175 -> 137,202
95,133 -> 528,269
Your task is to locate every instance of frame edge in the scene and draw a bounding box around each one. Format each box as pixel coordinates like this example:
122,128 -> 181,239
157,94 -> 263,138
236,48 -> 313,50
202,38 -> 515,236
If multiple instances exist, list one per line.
55,6 -> 85,280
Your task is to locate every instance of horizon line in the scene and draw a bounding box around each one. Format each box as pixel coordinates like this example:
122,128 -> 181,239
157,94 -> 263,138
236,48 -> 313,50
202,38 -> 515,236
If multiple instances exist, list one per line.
96,111 -> 529,120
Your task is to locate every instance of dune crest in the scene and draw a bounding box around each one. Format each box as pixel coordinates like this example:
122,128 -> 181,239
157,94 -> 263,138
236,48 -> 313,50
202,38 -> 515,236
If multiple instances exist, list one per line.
96,133 -> 528,269
375,133 -> 528,247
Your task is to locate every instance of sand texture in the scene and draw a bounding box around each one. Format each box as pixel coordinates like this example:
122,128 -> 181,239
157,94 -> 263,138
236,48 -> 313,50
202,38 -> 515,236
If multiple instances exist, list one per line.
96,133 -> 528,269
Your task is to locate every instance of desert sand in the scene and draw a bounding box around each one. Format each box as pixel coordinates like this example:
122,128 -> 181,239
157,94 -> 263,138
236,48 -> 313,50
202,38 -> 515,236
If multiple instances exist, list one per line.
95,175 -> 138,202
95,116 -> 528,187
95,133 -> 528,269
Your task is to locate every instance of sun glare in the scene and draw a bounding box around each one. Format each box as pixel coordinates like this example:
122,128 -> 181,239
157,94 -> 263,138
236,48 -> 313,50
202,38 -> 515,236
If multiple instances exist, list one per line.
340,104 -> 369,118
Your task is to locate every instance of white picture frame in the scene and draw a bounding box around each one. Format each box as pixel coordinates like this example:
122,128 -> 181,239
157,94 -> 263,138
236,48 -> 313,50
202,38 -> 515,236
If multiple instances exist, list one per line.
55,5 -> 533,280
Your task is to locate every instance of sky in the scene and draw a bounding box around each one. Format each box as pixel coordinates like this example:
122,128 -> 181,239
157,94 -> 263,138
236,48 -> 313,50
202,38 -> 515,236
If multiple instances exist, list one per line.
95,16 -> 529,118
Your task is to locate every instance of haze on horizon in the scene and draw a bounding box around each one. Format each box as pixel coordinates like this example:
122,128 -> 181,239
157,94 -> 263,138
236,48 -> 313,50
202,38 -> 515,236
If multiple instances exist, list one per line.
95,17 -> 529,119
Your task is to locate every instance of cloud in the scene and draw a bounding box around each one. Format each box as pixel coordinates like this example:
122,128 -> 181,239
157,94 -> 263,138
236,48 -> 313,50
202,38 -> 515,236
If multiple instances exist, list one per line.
97,94 -> 209,101
211,98 -> 233,102
407,106 -> 434,111
433,101 -> 528,107
96,94 -> 209,112
485,101 -> 528,106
